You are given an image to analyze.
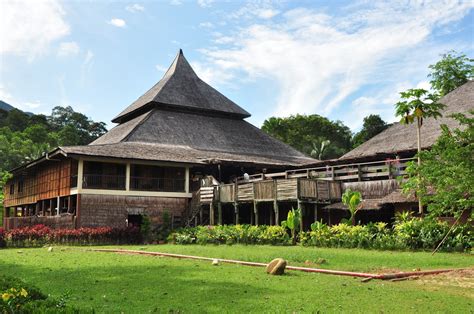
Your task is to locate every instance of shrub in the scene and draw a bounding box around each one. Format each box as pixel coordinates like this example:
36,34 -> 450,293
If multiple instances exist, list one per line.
0,275 -> 83,313
169,225 -> 290,246
4,225 -> 142,247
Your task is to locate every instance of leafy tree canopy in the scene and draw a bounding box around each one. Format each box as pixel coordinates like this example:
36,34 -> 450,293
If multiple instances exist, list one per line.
261,114 -> 352,159
352,114 -> 389,148
403,111 -> 474,219
428,51 -> 474,97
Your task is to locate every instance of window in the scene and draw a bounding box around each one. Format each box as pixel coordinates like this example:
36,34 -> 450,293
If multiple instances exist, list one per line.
17,180 -> 24,193
9,184 -> 14,195
130,164 -> 185,192
82,161 -> 126,190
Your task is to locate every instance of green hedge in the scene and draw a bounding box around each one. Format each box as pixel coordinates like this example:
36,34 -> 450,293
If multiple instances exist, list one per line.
168,225 -> 291,245
169,219 -> 473,252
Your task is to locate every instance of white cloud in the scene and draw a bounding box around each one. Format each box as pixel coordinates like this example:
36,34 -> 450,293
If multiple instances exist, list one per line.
108,18 -> 126,28
256,8 -> 279,19
0,0 -> 70,59
170,0 -> 182,5
81,50 -> 94,86
198,2 -> 473,129
0,85 -> 14,104
156,64 -> 168,72
197,0 -> 214,8
125,4 -> 145,13
199,22 -> 214,28
57,41 -> 80,57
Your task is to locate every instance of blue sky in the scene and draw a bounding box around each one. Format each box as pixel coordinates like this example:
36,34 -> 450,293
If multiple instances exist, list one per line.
1,0 -> 473,131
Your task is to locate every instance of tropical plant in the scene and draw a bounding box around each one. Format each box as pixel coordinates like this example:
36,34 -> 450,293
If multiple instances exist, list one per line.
395,88 -> 445,214
428,50 -> 474,96
310,138 -> 331,160
341,189 -> 362,225
402,112 -> 474,219
281,208 -> 302,245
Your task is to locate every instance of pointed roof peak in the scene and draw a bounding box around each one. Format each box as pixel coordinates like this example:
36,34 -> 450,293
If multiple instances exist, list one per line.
112,50 -> 250,123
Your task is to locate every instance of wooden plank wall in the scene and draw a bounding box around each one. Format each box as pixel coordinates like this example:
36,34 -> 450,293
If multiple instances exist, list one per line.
254,181 -> 274,201
4,159 -> 75,207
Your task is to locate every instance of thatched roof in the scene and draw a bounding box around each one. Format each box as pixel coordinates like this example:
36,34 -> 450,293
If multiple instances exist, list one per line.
379,189 -> 417,204
341,81 -> 474,160
112,50 -> 250,124
68,50 -> 317,167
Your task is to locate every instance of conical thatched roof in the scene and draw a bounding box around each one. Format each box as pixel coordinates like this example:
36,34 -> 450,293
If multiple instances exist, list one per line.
341,81 -> 474,160
112,49 -> 250,123
62,50 -> 317,167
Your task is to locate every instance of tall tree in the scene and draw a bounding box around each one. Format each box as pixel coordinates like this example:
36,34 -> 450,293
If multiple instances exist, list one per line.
395,88 -> 445,214
403,112 -> 473,219
352,114 -> 388,148
428,51 -> 474,97
48,106 -> 107,145
261,114 -> 352,159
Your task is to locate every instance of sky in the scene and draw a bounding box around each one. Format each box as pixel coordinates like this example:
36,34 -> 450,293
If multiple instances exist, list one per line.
0,0 -> 473,131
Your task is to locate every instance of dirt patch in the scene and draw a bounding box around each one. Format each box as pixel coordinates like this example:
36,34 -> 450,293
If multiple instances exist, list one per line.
415,268 -> 474,296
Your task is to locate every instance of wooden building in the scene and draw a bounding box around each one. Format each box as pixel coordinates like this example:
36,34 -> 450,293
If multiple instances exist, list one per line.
3,52 -> 472,230
2,50 -> 317,230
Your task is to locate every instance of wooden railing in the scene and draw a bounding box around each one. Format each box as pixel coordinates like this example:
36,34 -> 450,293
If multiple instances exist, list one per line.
216,178 -> 341,204
236,158 -> 414,183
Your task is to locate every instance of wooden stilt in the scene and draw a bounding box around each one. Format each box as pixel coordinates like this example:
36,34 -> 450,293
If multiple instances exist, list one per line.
199,206 -> 203,225
254,201 -> 259,226
234,203 -> 239,225
314,203 -> 318,222
209,203 -> 215,225
217,202 -> 222,225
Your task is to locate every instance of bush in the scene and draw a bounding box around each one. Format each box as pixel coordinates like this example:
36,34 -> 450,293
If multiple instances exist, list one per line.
169,225 -> 290,246
0,275 -> 84,313
300,218 -> 472,252
169,219 -> 472,252
4,225 -> 142,247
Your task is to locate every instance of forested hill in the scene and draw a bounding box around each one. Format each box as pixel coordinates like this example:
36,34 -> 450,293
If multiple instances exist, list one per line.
0,105 -> 107,172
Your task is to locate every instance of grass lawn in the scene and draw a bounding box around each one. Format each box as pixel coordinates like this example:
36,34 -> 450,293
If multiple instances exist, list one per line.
0,245 -> 472,313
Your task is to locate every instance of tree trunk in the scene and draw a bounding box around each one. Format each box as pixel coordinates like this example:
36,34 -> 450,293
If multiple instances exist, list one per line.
416,119 -> 423,215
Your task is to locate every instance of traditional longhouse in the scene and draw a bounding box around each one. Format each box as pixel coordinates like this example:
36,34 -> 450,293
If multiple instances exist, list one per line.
3,50 -> 317,230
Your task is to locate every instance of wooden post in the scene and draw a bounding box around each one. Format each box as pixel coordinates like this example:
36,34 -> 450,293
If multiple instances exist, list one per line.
314,204 -> 318,222
253,201 -> 259,226
67,196 -> 71,214
217,202 -> 222,225
209,202 -> 215,225
234,203 -> 239,225
273,179 -> 279,226
269,207 -> 274,225
199,206 -> 203,225
298,200 -> 304,231
250,206 -> 254,225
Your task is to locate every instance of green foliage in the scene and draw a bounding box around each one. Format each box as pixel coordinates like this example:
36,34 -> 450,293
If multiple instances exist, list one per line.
341,189 -> 362,225
395,89 -> 445,127
154,210 -> 173,241
0,106 -> 106,172
300,219 -> 471,252
281,208 -> 301,244
352,114 -> 389,148
140,215 -> 152,243
428,50 -> 474,96
0,275 -> 82,313
261,114 -> 352,159
403,112 -> 474,219
169,225 -> 290,245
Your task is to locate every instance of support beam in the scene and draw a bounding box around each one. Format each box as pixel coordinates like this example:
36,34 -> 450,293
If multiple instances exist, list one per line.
254,201 -> 259,226
234,203 -> 239,225
217,202 -> 222,225
274,200 -> 279,226
199,206 -> 203,225
314,204 -> 318,222
209,203 -> 215,225
298,200 -> 304,231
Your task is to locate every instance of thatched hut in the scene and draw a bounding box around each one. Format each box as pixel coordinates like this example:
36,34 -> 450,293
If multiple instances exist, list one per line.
2,50 -> 317,230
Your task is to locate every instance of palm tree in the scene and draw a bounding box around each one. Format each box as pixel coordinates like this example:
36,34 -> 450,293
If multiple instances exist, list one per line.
394,88 -> 445,214
310,138 -> 330,160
